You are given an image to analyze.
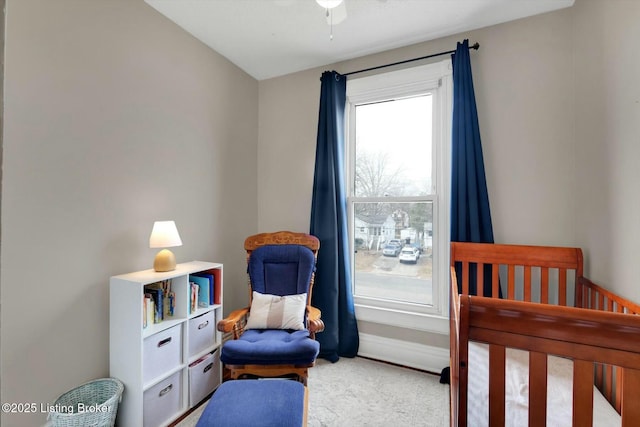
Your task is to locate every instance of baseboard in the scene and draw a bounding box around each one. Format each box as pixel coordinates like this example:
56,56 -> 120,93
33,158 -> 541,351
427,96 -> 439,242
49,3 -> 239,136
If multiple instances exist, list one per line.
357,332 -> 449,374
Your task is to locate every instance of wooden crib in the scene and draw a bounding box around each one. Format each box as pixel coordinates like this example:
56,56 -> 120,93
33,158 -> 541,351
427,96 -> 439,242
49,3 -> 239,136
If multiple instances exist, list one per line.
449,242 -> 640,426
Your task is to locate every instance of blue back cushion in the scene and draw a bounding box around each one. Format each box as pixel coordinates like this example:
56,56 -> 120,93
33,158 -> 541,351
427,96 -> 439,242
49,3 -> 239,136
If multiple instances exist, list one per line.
248,245 -> 315,296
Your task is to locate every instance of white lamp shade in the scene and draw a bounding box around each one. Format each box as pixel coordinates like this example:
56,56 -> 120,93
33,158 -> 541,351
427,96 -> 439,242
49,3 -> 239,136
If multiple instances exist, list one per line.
316,0 -> 343,9
149,221 -> 183,248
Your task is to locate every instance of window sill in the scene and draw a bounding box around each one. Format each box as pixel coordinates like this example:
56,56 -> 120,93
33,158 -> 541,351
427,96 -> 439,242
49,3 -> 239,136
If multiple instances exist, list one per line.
354,303 -> 449,335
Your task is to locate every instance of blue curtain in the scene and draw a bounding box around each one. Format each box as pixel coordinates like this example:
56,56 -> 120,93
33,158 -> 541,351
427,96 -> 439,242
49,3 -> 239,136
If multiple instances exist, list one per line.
310,71 -> 359,362
451,39 -> 496,297
441,39 -> 497,385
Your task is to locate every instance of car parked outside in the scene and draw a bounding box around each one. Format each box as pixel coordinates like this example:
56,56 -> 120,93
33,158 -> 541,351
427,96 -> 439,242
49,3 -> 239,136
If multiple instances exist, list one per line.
408,243 -> 423,253
388,239 -> 404,248
382,243 -> 402,257
399,247 -> 420,264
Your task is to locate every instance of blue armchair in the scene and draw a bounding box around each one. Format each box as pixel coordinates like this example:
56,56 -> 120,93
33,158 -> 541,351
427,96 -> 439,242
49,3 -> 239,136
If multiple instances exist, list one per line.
217,231 -> 324,385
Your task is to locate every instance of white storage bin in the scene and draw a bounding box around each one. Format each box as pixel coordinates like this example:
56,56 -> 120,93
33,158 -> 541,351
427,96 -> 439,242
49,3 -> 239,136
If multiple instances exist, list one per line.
188,350 -> 221,407
143,324 -> 182,384
188,310 -> 216,357
143,371 -> 183,427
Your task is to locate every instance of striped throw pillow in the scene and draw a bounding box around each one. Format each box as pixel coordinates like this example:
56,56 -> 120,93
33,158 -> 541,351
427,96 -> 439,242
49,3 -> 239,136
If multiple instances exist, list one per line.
245,291 -> 307,330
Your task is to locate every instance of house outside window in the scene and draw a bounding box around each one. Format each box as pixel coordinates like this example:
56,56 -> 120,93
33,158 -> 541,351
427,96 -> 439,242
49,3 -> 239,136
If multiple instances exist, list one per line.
346,60 -> 452,333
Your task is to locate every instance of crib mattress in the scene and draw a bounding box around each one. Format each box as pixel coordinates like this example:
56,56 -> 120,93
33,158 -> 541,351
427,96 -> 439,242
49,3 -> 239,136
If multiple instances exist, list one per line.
467,341 -> 621,426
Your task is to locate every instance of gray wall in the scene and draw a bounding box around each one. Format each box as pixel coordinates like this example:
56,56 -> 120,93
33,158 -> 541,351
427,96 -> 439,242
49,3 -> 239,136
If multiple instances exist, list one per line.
258,0 -> 640,344
573,0 -> 640,303
1,1 -> 258,426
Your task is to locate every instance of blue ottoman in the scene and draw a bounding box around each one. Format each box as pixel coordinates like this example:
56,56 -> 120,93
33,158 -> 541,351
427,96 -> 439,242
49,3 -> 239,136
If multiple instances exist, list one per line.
195,380 -> 307,427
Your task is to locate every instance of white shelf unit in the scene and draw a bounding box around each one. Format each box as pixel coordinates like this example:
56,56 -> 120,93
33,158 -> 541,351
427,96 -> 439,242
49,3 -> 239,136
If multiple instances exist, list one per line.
110,261 -> 223,427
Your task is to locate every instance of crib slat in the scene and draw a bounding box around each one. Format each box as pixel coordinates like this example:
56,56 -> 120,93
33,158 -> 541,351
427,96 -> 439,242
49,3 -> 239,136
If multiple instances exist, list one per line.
595,362 -> 603,391
559,268 -> 567,306
604,290 -> 622,413
462,261 -> 469,295
594,356 -> 620,413
616,365 -> 623,412
573,360 -> 594,427
524,266 -> 532,302
582,287 -> 589,308
605,364 -> 613,401
540,267 -> 549,304
507,265 -> 515,300
489,345 -> 506,427
622,368 -> 640,426
616,303 -> 625,412
477,262 -> 484,296
529,352 -> 547,427
492,264 -> 499,298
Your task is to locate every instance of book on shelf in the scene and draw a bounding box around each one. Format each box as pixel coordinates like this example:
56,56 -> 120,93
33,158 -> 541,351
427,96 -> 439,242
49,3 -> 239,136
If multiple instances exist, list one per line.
146,287 -> 163,323
166,291 -> 175,317
190,282 -> 199,314
143,296 -> 147,329
158,279 -> 174,318
211,269 -> 222,305
144,293 -> 154,328
191,272 -> 215,305
143,279 -> 174,326
189,275 -> 210,308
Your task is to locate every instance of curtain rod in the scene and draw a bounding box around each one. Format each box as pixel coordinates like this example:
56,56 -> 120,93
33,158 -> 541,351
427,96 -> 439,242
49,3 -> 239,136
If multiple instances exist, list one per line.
343,42 -> 480,77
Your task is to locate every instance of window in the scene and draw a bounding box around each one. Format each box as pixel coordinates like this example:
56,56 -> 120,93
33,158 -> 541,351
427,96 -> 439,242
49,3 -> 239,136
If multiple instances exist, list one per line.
346,60 -> 452,332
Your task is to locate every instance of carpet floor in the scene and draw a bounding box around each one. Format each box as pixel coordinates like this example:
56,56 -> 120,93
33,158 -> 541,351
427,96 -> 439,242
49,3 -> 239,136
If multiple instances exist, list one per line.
176,357 -> 449,427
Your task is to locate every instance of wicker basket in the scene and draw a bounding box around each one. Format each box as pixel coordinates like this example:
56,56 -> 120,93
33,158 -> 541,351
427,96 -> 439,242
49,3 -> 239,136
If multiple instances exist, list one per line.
48,378 -> 124,427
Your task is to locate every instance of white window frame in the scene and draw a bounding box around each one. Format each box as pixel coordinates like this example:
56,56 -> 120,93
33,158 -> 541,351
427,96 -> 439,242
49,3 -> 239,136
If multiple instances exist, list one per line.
345,60 -> 452,334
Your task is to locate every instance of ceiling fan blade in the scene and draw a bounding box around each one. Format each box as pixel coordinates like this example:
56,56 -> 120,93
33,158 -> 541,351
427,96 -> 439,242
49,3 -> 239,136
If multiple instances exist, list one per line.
326,1 -> 347,25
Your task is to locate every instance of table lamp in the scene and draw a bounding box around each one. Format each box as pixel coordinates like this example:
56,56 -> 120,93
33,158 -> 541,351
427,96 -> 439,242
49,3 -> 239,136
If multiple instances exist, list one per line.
149,220 -> 183,272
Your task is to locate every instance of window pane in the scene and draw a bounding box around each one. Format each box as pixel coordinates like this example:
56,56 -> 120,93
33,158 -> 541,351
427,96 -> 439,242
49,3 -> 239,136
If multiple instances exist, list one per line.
354,96 -> 433,197
353,201 -> 433,305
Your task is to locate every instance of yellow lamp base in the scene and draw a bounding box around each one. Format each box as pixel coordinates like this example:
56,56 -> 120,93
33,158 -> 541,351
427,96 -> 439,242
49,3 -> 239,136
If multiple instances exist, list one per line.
154,249 -> 177,272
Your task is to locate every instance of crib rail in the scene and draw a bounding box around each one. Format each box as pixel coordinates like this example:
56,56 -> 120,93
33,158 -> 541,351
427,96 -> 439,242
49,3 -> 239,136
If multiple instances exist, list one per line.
450,242 -> 583,303
449,242 -> 640,426
461,294 -> 640,426
577,276 -> 640,413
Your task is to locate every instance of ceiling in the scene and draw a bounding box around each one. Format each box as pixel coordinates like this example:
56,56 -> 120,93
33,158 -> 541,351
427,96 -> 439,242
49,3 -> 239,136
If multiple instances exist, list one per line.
145,0 -> 574,81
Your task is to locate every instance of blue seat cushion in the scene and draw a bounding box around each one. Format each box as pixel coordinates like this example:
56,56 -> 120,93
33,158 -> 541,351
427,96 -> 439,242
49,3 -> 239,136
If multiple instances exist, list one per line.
195,380 -> 306,427
220,329 -> 319,365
